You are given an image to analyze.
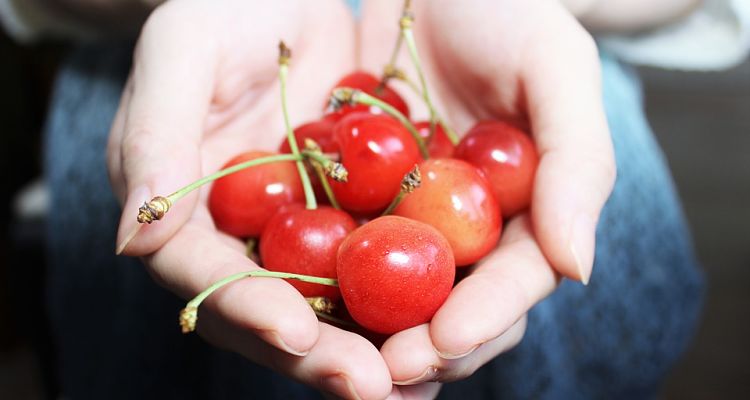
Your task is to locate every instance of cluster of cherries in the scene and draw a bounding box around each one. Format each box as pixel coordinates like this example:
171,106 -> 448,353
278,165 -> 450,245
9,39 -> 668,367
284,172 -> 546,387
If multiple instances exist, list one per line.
137,9 -> 538,338
204,68 -> 538,335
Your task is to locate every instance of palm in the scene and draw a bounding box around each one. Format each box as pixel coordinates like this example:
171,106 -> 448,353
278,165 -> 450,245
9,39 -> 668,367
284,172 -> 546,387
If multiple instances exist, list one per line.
359,0 -> 614,393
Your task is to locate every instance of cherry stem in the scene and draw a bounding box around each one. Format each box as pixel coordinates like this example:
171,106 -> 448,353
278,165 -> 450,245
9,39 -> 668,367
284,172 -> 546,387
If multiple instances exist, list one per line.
389,70 -> 460,146
382,164 -> 421,216
279,41 -> 317,210
330,87 -> 429,159
398,13 -> 460,146
314,165 -> 341,209
180,270 -> 339,334
136,153 -> 303,224
378,0 -> 412,90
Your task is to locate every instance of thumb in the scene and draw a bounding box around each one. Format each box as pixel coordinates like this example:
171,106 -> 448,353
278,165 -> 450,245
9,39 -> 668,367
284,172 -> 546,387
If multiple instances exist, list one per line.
111,10 -> 216,256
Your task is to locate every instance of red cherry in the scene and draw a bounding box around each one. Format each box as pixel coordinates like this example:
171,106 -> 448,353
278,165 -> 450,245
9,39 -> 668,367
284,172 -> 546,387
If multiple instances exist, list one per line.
260,206 -> 357,300
208,151 -> 304,238
394,158 -> 502,266
326,71 -> 410,121
455,120 -> 538,217
337,216 -> 455,334
414,121 -> 454,158
330,112 -> 422,214
278,118 -> 340,203
278,118 -> 338,154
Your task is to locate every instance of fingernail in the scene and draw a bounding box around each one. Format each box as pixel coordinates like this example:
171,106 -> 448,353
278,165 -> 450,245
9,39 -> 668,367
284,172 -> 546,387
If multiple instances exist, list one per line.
115,185 -> 151,255
322,374 -> 361,400
434,343 -> 481,360
570,213 -> 595,285
393,365 -> 439,385
267,330 -> 310,357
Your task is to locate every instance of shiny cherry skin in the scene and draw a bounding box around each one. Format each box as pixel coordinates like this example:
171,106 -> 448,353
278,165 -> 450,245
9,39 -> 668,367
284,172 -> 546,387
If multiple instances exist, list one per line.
208,151 -> 304,238
330,112 -> 422,214
278,118 -> 338,154
455,120 -> 539,217
414,121 -> 454,158
337,216 -> 455,335
278,118 -> 340,203
394,158 -> 502,266
260,206 -> 357,300
325,71 -> 410,121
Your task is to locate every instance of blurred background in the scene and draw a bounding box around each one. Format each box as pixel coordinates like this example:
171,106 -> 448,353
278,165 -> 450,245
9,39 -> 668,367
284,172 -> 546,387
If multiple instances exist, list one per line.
0,27 -> 748,400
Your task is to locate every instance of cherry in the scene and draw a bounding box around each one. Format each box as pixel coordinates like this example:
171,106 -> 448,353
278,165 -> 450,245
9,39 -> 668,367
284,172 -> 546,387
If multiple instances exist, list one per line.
260,206 -> 357,300
394,158 -> 501,266
414,121 -> 454,158
278,118 -> 338,154
337,216 -> 455,335
455,120 -> 538,217
325,71 -> 410,121
208,151 -> 304,238
330,112 -> 422,214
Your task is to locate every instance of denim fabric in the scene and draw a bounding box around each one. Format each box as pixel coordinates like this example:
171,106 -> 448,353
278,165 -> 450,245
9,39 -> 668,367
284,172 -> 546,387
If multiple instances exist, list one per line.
44,44 -> 702,399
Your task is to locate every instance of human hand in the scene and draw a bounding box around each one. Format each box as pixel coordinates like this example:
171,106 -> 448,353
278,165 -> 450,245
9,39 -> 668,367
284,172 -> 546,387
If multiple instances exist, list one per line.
107,1 -> 393,398
360,0 -> 616,396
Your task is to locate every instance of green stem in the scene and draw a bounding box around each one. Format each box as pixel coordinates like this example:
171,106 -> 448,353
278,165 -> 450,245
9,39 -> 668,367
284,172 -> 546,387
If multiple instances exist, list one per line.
381,191 -> 406,216
333,88 -> 429,159
167,153 -> 301,204
279,47 -> 317,210
397,74 -> 461,146
180,269 -> 339,333
187,270 -> 338,309
313,165 -> 341,210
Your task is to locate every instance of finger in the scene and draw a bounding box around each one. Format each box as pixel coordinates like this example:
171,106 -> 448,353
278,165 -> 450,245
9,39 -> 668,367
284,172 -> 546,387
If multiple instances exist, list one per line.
147,206 -> 320,357
114,4 -> 219,256
200,316 -> 392,400
383,317 -> 526,385
522,15 -> 616,283
430,215 -> 559,358
106,76 -> 133,202
388,382 -> 442,399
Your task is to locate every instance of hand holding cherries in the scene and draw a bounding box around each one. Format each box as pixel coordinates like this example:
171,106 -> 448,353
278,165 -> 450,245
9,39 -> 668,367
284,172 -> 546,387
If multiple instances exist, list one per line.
127,9 -> 542,339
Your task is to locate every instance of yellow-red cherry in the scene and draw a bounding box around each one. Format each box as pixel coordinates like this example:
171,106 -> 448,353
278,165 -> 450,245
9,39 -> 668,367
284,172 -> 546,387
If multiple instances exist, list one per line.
394,158 -> 502,266
337,216 -> 455,335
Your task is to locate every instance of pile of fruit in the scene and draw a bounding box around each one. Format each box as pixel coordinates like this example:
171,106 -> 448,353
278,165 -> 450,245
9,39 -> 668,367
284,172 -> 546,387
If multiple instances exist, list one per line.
134,7 -> 538,338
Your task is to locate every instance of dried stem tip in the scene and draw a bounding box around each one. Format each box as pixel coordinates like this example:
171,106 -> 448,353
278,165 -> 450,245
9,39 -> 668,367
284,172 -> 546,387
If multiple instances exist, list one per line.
326,163 -> 348,182
328,87 -> 359,111
278,41 -> 291,65
307,297 -> 336,314
401,164 -> 421,193
399,12 -> 414,29
137,196 -> 172,224
179,306 -> 198,334
383,65 -> 406,80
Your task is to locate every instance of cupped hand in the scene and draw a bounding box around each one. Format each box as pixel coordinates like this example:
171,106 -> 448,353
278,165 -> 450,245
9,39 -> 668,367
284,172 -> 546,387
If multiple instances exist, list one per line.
107,1 -> 392,398
360,0 -> 616,396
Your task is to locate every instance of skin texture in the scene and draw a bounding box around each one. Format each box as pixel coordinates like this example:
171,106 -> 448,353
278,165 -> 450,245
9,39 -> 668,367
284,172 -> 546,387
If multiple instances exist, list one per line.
455,120 -> 539,218
208,151 -> 304,238
394,158 -> 502,266
360,0 -> 616,396
337,216 -> 455,335
260,206 -> 357,300
330,112 -> 422,214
